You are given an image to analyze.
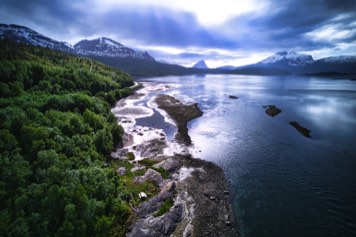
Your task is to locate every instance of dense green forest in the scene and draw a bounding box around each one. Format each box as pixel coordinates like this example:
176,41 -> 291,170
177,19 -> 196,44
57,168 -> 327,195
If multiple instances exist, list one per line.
0,40 -> 150,236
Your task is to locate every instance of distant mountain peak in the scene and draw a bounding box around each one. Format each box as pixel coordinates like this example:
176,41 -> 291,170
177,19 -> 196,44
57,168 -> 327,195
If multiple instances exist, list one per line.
193,60 -> 208,69
260,51 -> 314,66
74,37 -> 154,60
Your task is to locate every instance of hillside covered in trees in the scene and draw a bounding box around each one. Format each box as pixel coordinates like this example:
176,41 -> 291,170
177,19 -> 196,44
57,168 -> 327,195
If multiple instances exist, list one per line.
0,40 -> 147,236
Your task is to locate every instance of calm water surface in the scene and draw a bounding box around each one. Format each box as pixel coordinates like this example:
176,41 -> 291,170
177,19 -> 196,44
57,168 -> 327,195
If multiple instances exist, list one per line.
137,75 -> 356,237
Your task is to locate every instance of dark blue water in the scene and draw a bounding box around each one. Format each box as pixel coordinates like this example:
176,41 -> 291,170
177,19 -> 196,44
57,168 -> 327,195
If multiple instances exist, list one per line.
137,75 -> 356,237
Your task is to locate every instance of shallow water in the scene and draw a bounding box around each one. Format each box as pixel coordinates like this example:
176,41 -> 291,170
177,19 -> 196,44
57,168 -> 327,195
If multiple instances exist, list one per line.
137,75 -> 356,237
135,109 -> 176,140
131,88 -> 177,140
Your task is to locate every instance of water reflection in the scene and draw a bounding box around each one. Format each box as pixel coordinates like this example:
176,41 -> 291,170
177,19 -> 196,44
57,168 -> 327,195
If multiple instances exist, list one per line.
139,75 -> 356,237
303,95 -> 356,127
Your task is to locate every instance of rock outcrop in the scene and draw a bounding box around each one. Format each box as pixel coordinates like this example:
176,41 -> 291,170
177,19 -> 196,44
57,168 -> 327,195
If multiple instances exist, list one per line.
154,94 -> 203,145
134,168 -> 164,186
127,155 -> 238,237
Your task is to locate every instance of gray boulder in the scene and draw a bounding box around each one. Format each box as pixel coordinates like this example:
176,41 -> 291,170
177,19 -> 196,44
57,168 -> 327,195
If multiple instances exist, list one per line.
131,164 -> 146,173
127,203 -> 183,237
117,167 -> 126,176
134,168 -> 163,186
153,158 -> 181,172
138,181 -> 176,217
136,139 -> 167,158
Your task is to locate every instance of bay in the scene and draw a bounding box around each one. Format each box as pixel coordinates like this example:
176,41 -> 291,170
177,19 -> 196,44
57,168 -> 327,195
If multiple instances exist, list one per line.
137,75 -> 356,237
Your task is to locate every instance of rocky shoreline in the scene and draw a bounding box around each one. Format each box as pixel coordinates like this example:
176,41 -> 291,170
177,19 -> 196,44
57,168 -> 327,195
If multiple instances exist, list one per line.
111,82 -> 238,236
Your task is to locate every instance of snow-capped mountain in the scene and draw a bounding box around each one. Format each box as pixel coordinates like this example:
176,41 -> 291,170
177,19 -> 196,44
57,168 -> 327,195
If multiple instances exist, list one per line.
259,51 -> 314,66
243,50 -> 356,74
1,23 -> 355,76
0,24 -> 155,61
74,37 -> 155,60
192,60 -> 208,69
0,24 -> 73,52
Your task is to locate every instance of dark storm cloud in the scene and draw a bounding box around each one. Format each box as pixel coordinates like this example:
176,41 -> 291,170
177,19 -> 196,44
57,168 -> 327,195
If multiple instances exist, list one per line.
263,0 -> 356,38
0,0 -> 85,31
88,6 -> 237,48
0,0 -> 355,64
228,0 -> 356,51
0,0 -> 236,48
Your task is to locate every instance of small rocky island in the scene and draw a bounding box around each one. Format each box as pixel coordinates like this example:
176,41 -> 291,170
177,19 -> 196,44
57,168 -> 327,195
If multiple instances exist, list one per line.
111,83 -> 238,237
263,105 -> 282,117
289,121 -> 311,138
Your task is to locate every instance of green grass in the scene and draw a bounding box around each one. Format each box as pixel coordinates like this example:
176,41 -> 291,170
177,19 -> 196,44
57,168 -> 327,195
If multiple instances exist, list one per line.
154,198 -> 174,217
154,167 -> 170,179
127,152 -> 135,161
138,158 -> 159,167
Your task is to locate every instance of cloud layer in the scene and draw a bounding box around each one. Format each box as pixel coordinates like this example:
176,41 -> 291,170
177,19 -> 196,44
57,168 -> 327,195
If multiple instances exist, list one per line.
1,0 -> 355,67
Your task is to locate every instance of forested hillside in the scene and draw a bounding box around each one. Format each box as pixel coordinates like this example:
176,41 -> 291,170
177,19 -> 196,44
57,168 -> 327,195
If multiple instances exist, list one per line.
0,40 -> 140,236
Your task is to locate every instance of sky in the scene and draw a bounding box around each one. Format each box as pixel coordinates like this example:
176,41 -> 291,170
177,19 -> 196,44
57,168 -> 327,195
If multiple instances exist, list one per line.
1,0 -> 355,67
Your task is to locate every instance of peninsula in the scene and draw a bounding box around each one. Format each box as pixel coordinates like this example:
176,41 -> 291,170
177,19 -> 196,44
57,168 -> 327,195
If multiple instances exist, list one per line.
111,83 -> 238,236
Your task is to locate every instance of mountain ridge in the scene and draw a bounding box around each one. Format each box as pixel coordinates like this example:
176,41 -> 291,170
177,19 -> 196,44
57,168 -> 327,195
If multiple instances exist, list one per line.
1,23 -> 355,76
0,23 -> 155,61
259,51 -> 314,66
0,23 -> 73,52
74,37 -> 155,60
240,50 -> 356,74
316,55 -> 356,64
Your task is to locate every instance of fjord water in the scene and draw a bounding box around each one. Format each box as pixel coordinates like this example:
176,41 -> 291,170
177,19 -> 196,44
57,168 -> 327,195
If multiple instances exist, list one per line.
138,75 -> 356,237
